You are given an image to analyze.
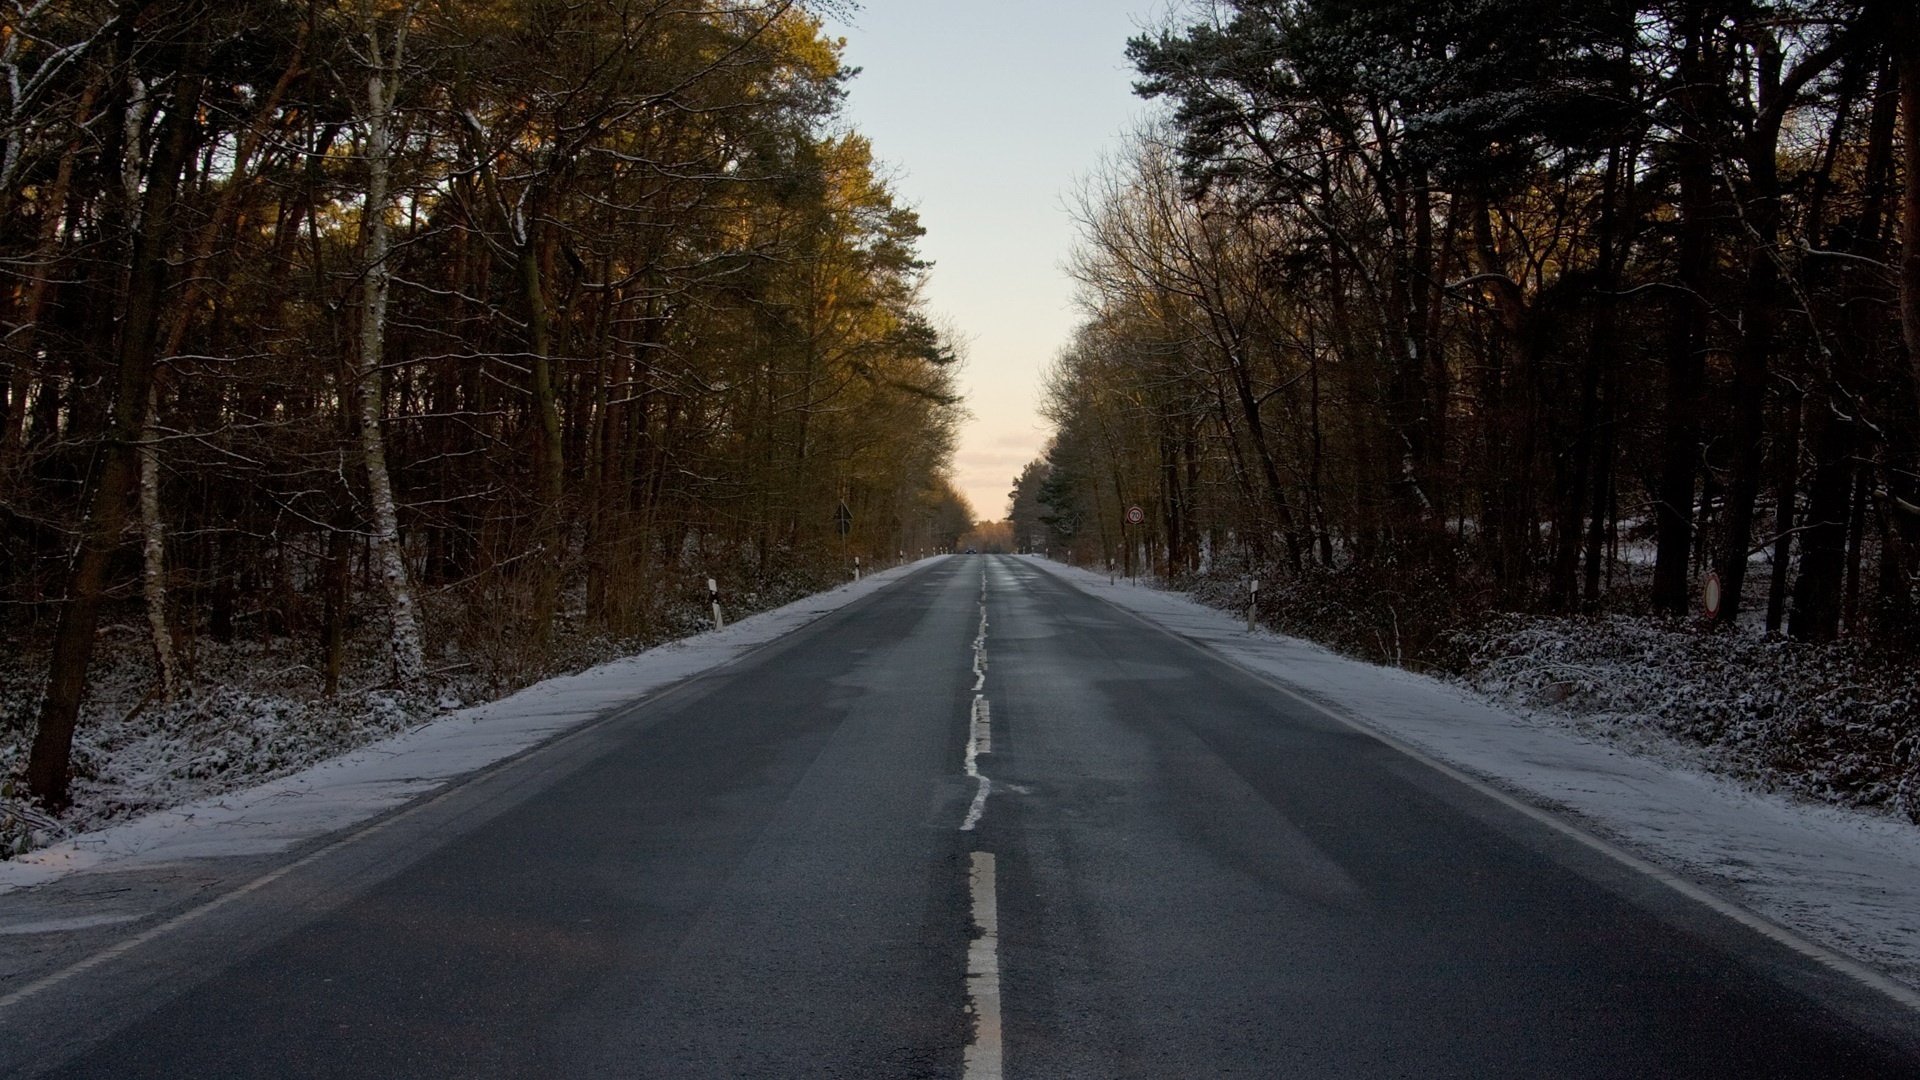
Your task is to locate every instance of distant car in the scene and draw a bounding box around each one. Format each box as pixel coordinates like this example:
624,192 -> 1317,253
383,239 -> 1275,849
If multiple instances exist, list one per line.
965,547 -> 977,554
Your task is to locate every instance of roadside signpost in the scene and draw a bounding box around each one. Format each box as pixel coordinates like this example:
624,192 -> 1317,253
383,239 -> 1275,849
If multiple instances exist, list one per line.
1123,505 -> 1144,584
1703,571 -> 1723,620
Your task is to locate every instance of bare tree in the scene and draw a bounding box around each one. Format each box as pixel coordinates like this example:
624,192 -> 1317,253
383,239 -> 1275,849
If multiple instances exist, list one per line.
349,0 -> 426,684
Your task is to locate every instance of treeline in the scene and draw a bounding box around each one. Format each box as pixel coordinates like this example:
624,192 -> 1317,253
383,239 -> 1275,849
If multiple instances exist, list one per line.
1019,0 -> 1920,660
2,0 -> 971,808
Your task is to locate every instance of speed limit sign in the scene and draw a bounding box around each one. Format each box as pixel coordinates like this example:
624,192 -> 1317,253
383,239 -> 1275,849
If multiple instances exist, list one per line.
1125,505 -> 1145,525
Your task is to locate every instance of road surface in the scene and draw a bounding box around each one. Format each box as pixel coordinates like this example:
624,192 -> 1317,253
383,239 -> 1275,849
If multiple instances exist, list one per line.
2,555 -> 1916,1077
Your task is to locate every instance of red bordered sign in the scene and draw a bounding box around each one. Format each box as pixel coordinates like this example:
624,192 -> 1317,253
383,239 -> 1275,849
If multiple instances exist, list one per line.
1125,505 -> 1145,526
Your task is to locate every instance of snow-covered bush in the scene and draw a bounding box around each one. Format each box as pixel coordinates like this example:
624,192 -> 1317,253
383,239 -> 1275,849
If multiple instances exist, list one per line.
1190,553 -> 1482,673
1459,615 -> 1920,819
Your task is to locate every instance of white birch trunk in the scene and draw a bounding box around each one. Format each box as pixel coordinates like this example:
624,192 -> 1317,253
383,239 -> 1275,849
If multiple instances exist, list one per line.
140,381 -> 177,701
121,73 -> 148,225
129,76 -> 173,701
1901,33 -> 1920,404
355,14 -> 425,686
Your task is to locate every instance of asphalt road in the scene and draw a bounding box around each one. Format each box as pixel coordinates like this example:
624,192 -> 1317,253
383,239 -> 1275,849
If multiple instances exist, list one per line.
3,555 -> 1918,1077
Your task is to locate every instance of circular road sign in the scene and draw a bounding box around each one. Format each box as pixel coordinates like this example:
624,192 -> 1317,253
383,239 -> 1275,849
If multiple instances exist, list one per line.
1125,505 -> 1145,526
1703,571 -> 1723,619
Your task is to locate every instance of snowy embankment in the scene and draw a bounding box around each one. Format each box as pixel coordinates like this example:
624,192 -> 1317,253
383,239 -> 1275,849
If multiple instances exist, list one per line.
1023,556 -> 1920,994
0,562 -> 928,895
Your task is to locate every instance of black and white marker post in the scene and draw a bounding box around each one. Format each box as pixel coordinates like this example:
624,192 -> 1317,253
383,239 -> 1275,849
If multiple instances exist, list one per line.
853,555 -> 861,582
1247,578 -> 1259,632
707,577 -> 724,631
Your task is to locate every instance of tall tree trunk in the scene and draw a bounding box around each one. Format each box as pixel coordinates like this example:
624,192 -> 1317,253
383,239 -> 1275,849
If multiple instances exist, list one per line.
1842,463 -> 1868,634
1583,374 -> 1617,609
355,15 -> 426,686
1772,48 -> 1870,635
1715,159 -> 1782,624
1208,374 -> 1264,561
1,81 -> 94,463
1875,20 -> 1920,630
28,68 -> 205,809
1652,42 -> 1715,615
1381,182 -> 1440,538
1557,150 -> 1624,612
1791,394 -> 1854,642
1308,323 -> 1333,567
1157,394 -> 1185,578
1468,189 -> 1533,606
1763,388 -> 1801,633
1900,10 -> 1920,396
1804,37 -> 1912,634
1223,345 -> 1302,570
322,490 -> 352,699
1183,412 -> 1201,571
140,381 -> 178,700
1716,19 -> 1842,623
521,234 -> 566,643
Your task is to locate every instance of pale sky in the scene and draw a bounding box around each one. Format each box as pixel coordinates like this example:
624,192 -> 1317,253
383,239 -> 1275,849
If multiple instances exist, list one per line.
821,2 -> 1165,521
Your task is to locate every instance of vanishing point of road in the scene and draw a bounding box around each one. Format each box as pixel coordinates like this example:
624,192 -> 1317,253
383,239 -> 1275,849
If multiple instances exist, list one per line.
3,556 -> 1917,1077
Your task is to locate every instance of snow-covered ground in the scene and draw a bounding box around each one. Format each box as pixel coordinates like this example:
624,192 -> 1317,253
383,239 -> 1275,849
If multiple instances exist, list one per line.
1022,555 -> 1920,996
0,561 -> 929,895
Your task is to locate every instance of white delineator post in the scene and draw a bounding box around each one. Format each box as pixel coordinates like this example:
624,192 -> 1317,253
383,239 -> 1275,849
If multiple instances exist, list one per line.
1248,578 -> 1260,632
854,555 -> 861,582
708,577 -> 724,631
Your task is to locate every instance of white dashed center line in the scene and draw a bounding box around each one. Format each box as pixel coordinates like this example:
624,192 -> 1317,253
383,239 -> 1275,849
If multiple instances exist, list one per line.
964,850 -> 1003,1080
961,567 -> 1002,1079
961,569 -> 992,833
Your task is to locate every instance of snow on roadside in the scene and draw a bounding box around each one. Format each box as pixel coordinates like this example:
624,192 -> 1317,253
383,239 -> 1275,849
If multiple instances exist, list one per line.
1021,556 -> 1920,992
0,561 -> 930,896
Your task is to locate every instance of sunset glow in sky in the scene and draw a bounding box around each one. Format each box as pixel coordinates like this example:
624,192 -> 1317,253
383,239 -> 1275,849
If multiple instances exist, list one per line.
822,2 -> 1163,521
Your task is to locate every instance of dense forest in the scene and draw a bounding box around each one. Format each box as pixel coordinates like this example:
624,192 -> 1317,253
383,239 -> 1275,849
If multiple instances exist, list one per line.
0,0 -> 971,813
1018,0 -> 1920,665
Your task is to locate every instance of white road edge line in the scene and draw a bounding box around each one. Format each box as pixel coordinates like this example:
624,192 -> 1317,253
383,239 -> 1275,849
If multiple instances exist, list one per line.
0,829 -> 335,1011
0,913 -> 146,937
1044,561 -> 1920,1014
964,850 -> 1003,1080
0,590 -> 835,1015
